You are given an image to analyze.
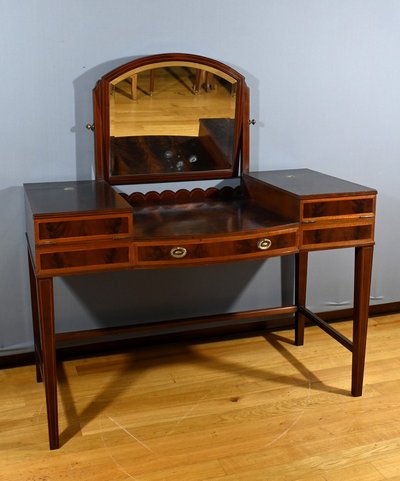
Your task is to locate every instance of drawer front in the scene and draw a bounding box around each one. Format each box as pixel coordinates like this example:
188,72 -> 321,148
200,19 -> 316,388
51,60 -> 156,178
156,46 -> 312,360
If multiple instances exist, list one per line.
300,194 -> 376,250
37,242 -> 132,275
36,213 -> 133,244
302,195 -> 375,221
301,220 -> 374,250
136,229 -> 298,266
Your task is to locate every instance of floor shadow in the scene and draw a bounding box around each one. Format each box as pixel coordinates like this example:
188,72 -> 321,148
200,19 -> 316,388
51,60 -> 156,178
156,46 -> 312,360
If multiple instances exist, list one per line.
188,333 -> 350,396
57,331 -> 349,444
57,354 -> 139,446
263,332 -> 349,396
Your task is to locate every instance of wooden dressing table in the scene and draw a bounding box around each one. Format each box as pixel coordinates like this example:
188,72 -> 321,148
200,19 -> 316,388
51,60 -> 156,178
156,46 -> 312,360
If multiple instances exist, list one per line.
24,53 -> 376,449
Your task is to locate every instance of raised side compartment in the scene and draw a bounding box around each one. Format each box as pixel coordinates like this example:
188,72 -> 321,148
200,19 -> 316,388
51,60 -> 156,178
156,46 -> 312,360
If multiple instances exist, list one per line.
243,171 -> 376,252
300,195 -> 375,250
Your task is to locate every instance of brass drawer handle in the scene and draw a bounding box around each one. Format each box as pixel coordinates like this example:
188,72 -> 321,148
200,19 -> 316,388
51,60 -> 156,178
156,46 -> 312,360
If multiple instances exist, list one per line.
170,246 -> 187,259
257,238 -> 272,250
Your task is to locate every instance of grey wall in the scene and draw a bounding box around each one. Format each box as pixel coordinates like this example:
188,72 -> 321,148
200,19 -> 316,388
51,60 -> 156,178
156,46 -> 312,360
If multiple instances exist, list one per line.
1,0 -> 399,353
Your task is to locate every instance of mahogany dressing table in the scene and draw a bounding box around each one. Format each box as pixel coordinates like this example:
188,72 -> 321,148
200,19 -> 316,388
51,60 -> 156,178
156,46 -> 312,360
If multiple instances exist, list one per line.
24,53 -> 376,449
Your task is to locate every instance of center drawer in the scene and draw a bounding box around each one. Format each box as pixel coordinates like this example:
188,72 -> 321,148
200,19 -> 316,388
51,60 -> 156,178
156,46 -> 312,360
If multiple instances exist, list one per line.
135,228 -> 298,267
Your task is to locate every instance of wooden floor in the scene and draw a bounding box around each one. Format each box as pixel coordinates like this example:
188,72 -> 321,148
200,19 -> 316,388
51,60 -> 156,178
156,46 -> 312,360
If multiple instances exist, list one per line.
2,314 -> 400,480
110,66 -> 236,137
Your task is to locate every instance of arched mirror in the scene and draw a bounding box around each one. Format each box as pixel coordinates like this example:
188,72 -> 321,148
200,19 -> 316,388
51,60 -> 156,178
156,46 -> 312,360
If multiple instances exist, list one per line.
93,53 -> 249,185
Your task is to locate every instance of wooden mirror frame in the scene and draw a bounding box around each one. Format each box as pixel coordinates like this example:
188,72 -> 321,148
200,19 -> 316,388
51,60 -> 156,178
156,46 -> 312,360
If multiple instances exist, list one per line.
92,53 -> 250,185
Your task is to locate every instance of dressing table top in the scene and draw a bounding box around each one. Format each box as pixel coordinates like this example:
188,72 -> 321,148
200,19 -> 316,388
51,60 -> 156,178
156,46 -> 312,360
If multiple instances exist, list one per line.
247,169 -> 376,198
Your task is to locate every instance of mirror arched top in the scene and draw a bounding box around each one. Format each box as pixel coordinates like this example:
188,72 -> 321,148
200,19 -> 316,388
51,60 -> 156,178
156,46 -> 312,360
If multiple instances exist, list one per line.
93,53 -> 249,185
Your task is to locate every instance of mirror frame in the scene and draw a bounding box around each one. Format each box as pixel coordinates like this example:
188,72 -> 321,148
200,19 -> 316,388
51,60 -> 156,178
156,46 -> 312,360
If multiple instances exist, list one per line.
93,53 -> 249,185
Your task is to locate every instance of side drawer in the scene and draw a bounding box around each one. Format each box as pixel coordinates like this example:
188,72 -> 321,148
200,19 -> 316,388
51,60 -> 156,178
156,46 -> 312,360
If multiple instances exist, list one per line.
35,213 -> 133,245
136,228 -> 298,267
301,195 -> 375,221
301,219 -> 374,250
36,241 -> 133,276
300,194 -> 376,250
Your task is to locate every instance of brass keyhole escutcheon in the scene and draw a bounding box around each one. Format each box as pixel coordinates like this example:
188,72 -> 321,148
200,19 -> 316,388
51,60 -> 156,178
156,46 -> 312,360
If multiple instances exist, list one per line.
170,246 -> 187,259
257,238 -> 272,250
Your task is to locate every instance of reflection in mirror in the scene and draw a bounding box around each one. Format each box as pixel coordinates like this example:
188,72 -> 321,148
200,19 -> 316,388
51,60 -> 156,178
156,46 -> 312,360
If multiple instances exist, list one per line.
109,63 -> 237,178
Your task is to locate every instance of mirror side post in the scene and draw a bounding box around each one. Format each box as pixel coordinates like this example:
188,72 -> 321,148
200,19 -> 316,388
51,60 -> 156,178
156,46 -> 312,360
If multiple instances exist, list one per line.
241,83 -> 250,174
93,80 -> 106,181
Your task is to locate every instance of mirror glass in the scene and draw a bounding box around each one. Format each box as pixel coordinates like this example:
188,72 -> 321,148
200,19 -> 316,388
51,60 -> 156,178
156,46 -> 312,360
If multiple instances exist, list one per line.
108,62 -> 237,180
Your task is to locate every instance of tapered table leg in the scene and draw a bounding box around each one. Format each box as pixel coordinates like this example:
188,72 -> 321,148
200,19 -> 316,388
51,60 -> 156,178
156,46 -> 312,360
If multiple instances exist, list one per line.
28,251 -> 42,383
37,277 -> 59,449
295,251 -> 308,346
352,245 -> 374,396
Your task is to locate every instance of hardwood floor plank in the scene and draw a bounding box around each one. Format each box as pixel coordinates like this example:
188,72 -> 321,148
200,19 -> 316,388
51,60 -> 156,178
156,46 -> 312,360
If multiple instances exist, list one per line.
2,315 -> 400,480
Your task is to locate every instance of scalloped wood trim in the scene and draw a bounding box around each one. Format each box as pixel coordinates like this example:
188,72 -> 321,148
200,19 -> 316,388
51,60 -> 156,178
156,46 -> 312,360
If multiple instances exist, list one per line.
120,186 -> 243,206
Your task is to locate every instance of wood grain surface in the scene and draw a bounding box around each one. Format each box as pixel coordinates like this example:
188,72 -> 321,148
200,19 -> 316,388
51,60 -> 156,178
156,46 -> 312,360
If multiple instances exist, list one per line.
1,314 -> 399,480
